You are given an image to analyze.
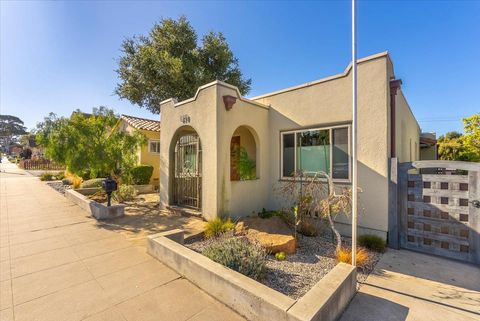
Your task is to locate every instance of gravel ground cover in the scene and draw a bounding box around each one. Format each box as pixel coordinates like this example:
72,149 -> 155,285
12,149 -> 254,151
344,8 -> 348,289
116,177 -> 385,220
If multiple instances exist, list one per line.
46,181 -> 71,194
185,232 -> 382,299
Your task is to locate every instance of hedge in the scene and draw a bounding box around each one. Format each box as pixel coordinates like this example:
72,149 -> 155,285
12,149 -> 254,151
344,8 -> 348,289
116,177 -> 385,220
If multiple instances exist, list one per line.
130,165 -> 154,185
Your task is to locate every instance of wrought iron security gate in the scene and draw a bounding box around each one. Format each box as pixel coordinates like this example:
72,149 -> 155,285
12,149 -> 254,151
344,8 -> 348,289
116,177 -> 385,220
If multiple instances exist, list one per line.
173,133 -> 202,210
398,161 -> 480,264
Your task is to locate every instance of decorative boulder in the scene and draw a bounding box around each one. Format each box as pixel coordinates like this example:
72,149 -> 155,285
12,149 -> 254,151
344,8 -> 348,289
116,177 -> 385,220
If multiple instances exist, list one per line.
235,216 -> 296,254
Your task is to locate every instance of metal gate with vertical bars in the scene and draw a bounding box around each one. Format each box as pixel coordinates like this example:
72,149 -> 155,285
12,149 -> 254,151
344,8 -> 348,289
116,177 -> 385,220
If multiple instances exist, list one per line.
173,133 -> 202,210
398,161 -> 480,264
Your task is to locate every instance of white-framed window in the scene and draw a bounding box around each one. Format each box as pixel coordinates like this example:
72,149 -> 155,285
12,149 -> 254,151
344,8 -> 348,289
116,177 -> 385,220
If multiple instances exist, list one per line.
149,140 -> 160,154
280,125 -> 351,182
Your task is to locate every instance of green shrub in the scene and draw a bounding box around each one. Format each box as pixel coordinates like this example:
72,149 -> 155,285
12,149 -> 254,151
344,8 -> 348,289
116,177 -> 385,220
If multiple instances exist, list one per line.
129,165 -> 154,185
202,234 -> 267,280
258,208 -> 293,225
80,178 -> 105,189
204,218 -> 235,238
237,147 -> 256,180
40,172 -> 54,181
114,185 -> 138,202
55,172 -> 65,180
275,252 -> 286,261
358,234 -> 386,253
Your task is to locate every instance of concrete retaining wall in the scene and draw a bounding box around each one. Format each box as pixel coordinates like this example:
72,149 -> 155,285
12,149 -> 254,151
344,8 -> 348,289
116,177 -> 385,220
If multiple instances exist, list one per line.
65,189 -> 125,220
148,230 -> 356,321
74,184 -> 154,196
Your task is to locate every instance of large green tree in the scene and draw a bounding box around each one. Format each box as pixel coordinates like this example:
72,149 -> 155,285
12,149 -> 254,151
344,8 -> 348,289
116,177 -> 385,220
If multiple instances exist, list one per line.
36,107 -> 145,178
0,115 -> 27,148
437,113 -> 480,162
461,113 -> 480,161
115,16 -> 251,114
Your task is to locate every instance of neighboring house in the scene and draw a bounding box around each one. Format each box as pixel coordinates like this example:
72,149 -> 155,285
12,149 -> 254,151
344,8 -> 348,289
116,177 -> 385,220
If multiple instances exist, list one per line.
419,132 -> 438,160
113,115 -> 161,185
158,51 -> 427,240
8,143 -> 23,156
25,137 -> 44,160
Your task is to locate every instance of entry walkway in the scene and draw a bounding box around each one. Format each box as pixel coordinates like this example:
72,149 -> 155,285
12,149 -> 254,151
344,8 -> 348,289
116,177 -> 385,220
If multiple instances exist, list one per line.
340,249 -> 480,321
0,158 -> 244,321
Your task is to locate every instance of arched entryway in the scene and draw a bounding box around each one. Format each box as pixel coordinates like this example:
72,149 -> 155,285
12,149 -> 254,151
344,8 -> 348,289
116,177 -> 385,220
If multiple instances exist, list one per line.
170,126 -> 202,210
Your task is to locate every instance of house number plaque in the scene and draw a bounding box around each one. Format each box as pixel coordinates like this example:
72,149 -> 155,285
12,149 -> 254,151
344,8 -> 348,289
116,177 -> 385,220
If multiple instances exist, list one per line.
180,114 -> 191,124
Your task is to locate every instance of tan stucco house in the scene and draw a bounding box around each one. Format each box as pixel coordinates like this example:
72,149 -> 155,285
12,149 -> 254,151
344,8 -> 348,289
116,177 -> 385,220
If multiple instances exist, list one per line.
114,115 -> 161,185
158,51 -> 426,239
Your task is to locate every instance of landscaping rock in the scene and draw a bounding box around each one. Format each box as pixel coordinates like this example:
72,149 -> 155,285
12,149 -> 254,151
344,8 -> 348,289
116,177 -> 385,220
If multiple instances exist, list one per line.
235,217 -> 296,254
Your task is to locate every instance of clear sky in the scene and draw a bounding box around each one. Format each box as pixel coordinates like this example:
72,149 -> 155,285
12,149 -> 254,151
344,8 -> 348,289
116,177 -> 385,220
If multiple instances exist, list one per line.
1,0 -> 479,135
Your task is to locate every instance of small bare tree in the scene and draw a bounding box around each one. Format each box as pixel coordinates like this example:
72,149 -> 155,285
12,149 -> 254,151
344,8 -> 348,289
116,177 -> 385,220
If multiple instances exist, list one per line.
277,170 -> 353,253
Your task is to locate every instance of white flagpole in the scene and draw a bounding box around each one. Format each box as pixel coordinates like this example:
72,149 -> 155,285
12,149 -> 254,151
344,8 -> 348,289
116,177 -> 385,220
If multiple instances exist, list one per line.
351,0 -> 358,266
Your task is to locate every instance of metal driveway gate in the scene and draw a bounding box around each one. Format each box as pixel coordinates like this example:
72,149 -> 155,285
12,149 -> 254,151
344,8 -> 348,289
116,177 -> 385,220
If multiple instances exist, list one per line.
398,161 -> 480,264
173,133 -> 202,210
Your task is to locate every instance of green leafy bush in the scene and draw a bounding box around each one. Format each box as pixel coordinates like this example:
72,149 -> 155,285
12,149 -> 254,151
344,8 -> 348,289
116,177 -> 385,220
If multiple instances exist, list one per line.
237,147 -> 256,180
204,218 -> 235,238
202,234 -> 267,280
275,252 -> 286,261
40,172 -> 54,181
55,172 -> 65,180
358,234 -> 386,253
129,165 -> 154,185
80,178 -> 105,189
114,185 -> 138,202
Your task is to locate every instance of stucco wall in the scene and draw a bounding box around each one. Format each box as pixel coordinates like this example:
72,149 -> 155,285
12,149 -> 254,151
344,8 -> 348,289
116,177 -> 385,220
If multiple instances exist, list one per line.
253,55 -> 391,236
159,86 -> 218,220
216,85 -> 270,218
139,129 -> 161,185
420,145 -> 437,160
395,90 -> 421,163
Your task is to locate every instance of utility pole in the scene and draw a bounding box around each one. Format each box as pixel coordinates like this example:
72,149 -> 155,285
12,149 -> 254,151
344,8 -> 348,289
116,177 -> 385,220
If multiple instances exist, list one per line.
351,0 -> 358,266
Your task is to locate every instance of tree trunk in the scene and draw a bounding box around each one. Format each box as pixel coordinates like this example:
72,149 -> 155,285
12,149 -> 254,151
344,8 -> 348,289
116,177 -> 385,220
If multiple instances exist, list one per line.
327,207 -> 342,253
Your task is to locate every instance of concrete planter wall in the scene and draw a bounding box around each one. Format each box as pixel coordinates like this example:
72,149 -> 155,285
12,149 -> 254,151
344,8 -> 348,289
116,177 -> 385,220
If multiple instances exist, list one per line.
74,184 -> 154,196
65,189 -> 125,220
148,230 -> 356,321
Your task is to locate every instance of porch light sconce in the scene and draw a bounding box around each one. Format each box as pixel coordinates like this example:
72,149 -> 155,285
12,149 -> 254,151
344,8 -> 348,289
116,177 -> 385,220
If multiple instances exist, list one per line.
223,95 -> 237,111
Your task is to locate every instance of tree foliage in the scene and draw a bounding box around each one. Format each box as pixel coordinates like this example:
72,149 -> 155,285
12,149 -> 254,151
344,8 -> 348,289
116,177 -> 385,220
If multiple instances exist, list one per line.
35,107 -> 146,179
0,115 -> 27,149
437,113 -> 480,162
115,16 -> 251,114
461,113 -> 480,161
0,115 -> 27,137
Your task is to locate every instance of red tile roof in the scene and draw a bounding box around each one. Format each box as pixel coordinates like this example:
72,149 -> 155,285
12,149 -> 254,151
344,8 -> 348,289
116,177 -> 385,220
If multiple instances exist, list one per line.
121,114 -> 160,132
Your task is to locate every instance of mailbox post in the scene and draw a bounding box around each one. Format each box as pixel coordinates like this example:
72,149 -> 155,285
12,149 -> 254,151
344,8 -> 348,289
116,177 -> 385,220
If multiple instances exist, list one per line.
102,177 -> 118,207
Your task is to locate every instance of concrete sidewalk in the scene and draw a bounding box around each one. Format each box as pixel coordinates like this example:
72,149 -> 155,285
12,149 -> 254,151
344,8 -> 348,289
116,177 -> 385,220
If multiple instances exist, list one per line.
0,159 -> 244,321
340,249 -> 480,321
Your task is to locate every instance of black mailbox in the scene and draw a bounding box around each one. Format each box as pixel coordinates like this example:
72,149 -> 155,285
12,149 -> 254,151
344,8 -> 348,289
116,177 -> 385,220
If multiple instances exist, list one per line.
102,177 -> 117,207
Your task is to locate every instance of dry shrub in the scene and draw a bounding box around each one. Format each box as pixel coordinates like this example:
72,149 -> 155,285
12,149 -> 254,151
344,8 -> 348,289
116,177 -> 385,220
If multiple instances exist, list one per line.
336,247 -> 369,267
66,172 -> 83,189
204,218 -> 235,238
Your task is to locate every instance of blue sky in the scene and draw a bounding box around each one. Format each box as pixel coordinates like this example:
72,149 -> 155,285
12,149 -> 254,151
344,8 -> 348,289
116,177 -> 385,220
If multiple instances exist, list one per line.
1,1 -> 479,135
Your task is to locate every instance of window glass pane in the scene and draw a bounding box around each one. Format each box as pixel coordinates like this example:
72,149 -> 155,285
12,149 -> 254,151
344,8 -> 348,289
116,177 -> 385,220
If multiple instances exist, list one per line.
150,141 -> 160,153
282,133 -> 295,177
332,128 -> 349,179
297,130 -> 330,174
